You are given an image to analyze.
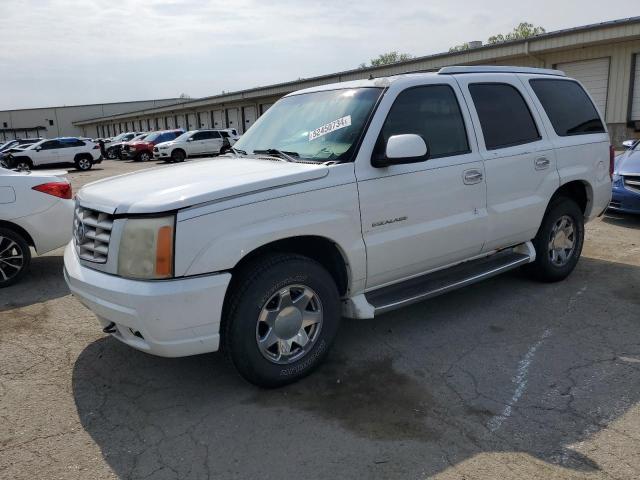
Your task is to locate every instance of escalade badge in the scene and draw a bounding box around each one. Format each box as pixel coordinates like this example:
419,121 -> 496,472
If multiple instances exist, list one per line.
372,216 -> 407,228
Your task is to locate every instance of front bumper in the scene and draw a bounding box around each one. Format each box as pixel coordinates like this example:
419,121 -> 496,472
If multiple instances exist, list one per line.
154,148 -> 170,159
610,185 -> 640,214
63,243 -> 232,357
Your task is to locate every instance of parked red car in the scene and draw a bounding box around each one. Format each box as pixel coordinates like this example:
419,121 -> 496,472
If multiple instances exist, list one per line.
121,130 -> 183,162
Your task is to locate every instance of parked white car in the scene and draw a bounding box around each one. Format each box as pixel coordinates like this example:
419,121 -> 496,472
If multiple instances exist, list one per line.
64,66 -> 612,387
8,137 -> 103,171
154,129 -> 226,162
1,167 -> 74,286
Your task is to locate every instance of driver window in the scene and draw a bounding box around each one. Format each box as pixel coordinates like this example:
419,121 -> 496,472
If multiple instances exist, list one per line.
377,85 -> 470,159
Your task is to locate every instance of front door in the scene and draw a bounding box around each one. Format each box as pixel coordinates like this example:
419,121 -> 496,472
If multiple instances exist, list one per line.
356,81 -> 488,289
34,140 -> 61,165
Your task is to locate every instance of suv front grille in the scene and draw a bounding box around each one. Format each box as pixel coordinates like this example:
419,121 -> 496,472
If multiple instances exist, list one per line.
74,206 -> 114,263
623,175 -> 640,194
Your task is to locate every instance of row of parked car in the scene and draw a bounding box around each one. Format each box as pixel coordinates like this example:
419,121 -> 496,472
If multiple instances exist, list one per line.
0,127 -> 241,171
101,128 -> 240,162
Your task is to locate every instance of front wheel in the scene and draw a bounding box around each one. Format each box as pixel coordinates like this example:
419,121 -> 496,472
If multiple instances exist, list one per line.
527,197 -> 584,282
138,151 -> 152,162
106,148 -> 118,160
171,150 -> 186,162
224,254 -> 341,388
0,227 -> 31,288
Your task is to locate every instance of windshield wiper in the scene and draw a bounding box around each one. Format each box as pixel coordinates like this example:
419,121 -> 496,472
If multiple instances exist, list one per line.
231,147 -> 247,156
253,148 -> 299,162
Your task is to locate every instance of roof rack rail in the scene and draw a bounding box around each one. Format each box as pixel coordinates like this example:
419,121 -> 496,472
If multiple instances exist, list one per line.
438,66 -> 566,77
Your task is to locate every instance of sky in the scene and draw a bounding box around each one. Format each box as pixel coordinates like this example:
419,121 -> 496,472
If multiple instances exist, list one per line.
0,0 -> 637,110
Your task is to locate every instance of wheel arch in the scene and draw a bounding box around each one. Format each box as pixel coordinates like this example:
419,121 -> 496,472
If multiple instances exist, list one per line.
550,180 -> 593,217
227,235 -> 351,297
172,148 -> 187,158
0,220 -> 35,248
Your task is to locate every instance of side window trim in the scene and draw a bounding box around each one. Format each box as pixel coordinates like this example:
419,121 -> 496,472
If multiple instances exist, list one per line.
374,83 -> 472,161
468,82 -> 542,151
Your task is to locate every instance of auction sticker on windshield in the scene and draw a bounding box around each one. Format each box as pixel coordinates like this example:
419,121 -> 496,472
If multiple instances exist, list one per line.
309,115 -> 351,141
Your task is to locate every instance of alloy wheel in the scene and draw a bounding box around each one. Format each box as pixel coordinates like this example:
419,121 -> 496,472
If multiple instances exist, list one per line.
548,215 -> 576,266
255,284 -> 323,364
78,158 -> 91,170
0,235 -> 25,284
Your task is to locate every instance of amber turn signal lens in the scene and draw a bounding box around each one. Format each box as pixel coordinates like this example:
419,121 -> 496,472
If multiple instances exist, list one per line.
155,225 -> 173,277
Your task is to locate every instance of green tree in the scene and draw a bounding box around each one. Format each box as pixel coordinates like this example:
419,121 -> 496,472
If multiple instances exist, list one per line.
487,22 -> 546,44
360,51 -> 414,68
449,43 -> 471,53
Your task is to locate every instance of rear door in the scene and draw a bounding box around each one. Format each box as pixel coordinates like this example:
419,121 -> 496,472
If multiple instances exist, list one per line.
202,130 -> 223,153
356,80 -> 488,289
455,74 -> 559,251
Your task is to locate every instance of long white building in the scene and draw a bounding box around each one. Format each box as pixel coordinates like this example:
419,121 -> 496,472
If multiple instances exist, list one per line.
5,17 -> 640,146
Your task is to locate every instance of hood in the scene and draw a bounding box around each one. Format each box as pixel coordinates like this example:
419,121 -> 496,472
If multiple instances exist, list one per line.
615,149 -> 640,175
77,157 -> 329,214
155,140 -> 175,148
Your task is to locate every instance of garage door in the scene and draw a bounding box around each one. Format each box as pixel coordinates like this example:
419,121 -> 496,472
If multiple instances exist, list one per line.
212,110 -> 224,128
260,103 -> 274,115
187,113 -> 197,130
632,53 -> 640,121
556,58 -> 610,118
243,106 -> 257,131
199,112 -> 210,129
166,116 -> 175,129
227,108 -> 240,131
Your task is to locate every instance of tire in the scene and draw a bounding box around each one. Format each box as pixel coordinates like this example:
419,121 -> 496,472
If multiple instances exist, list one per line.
527,197 -> 584,282
11,157 -> 32,170
171,149 -> 186,163
75,155 -> 93,171
106,148 -> 118,160
224,254 -> 341,388
0,227 -> 31,288
138,151 -> 152,162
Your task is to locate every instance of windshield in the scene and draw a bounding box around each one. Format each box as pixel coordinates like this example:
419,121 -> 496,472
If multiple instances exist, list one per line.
234,88 -> 383,162
131,133 -> 148,142
111,133 -> 129,142
174,131 -> 196,142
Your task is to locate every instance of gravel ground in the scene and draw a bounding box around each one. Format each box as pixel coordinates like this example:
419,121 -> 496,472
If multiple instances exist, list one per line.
1,159 -> 640,479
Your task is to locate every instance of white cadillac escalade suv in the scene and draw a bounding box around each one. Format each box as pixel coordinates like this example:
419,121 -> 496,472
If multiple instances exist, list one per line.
64,66 -> 612,387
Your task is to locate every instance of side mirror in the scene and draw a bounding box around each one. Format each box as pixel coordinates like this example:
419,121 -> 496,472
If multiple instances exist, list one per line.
622,140 -> 637,149
187,137 -> 194,142
35,147 -> 41,151
372,134 -> 428,168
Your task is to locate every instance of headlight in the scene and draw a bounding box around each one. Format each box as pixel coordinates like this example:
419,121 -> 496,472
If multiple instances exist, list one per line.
117,216 -> 175,279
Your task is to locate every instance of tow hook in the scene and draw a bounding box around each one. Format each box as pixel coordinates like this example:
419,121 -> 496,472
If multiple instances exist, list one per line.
103,322 -> 117,334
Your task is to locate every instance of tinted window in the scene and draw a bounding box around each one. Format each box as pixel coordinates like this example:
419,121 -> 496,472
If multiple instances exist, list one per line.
39,140 -> 61,150
191,131 -> 209,141
529,79 -> 605,136
378,85 -> 469,159
469,83 -> 540,150
210,131 -> 221,139
219,131 -> 230,138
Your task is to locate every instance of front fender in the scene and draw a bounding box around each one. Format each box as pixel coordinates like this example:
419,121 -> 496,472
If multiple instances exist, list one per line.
174,183 -> 367,293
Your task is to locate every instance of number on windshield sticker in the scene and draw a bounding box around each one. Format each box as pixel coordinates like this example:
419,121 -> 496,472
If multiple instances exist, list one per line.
308,115 -> 352,141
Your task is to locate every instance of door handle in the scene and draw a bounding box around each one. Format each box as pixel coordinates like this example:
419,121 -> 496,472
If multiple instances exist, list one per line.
463,169 -> 483,185
535,157 -> 550,170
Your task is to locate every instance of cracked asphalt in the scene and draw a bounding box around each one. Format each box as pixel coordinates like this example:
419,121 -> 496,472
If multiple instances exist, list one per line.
1,159 -> 640,479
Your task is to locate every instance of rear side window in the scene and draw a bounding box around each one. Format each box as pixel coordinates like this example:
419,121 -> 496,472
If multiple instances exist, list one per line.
469,83 -> 540,150
529,79 -> 605,136
378,85 -> 470,159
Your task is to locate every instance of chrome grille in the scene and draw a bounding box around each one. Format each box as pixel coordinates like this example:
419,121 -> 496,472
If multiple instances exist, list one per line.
74,206 -> 114,263
623,175 -> 640,194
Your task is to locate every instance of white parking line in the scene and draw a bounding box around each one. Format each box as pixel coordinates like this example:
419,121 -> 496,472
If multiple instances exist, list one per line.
487,328 -> 552,432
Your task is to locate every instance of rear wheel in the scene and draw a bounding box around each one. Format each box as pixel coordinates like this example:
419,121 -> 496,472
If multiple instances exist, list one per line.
75,155 -> 93,171
0,228 -> 31,288
527,197 -> 584,282
224,254 -> 340,388
171,149 -> 186,162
